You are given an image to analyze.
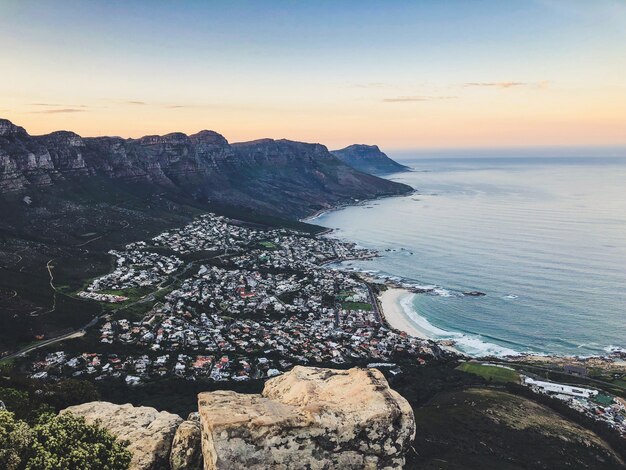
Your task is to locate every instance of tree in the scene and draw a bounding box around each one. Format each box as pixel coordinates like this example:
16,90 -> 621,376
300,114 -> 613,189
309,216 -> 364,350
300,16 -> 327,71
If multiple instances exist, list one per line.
26,413 -> 132,470
0,388 -> 30,419
0,411 -> 32,470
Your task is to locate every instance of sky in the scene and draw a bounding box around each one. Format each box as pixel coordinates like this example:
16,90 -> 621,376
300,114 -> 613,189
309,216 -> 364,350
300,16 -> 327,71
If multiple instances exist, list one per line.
1,0 -> 626,151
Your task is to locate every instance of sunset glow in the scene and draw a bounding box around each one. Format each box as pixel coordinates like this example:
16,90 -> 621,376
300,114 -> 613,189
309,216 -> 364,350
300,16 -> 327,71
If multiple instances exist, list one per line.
2,0 -> 625,150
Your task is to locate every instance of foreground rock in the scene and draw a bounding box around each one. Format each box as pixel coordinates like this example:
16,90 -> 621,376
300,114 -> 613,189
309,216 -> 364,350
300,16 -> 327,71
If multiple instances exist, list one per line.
170,412 -> 203,470
198,366 -> 415,469
62,402 -> 183,470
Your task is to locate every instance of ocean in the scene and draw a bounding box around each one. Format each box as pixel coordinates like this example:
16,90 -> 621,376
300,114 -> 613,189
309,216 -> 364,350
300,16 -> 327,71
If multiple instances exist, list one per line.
313,157 -> 626,357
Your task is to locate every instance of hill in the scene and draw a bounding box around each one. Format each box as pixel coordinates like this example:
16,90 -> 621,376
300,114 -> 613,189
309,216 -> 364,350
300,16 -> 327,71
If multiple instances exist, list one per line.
331,144 -> 410,175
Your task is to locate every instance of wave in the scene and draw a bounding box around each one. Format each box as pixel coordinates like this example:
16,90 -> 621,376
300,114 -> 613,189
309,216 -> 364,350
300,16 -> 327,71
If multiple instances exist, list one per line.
398,294 -> 522,357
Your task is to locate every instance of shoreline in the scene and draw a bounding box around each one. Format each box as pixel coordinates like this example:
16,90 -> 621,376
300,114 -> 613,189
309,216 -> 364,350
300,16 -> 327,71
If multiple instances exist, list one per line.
308,189 -> 626,365
300,190 -> 418,224
378,288 -> 427,339
378,287 -> 465,356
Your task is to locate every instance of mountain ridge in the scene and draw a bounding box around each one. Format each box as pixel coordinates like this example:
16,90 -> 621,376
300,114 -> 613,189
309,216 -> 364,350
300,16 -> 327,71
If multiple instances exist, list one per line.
0,119 -> 411,217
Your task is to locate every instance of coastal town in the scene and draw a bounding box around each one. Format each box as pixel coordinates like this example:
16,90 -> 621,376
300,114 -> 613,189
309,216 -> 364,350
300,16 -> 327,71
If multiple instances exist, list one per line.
18,213 -> 626,441
29,214 -> 438,384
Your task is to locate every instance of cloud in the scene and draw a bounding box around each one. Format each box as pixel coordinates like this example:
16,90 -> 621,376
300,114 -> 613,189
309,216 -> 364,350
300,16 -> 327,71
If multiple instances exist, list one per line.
31,103 -> 89,108
348,82 -> 389,89
127,100 -> 146,105
167,105 -> 187,109
35,108 -> 88,114
383,96 -> 457,103
464,81 -> 526,88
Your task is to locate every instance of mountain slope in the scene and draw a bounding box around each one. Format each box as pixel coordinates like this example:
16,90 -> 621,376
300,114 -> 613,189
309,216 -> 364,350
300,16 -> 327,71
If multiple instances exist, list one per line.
0,119 -> 412,218
331,144 -> 410,175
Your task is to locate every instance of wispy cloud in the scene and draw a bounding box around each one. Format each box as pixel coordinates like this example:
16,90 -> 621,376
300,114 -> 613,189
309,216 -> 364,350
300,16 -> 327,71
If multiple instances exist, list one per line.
35,108 -> 88,114
383,96 -> 457,103
464,81 -> 526,89
348,82 -> 390,89
127,100 -> 146,105
31,103 -> 89,108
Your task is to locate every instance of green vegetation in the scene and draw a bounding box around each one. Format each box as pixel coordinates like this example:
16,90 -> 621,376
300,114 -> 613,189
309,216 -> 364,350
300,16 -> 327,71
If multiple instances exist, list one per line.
0,411 -> 131,470
99,287 -> 152,302
0,380 -> 99,424
259,241 -> 278,249
340,301 -> 372,311
456,362 -> 520,383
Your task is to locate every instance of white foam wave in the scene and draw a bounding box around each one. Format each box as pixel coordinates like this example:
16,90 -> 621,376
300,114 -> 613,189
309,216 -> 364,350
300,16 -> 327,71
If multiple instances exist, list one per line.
431,288 -> 453,297
503,294 -> 518,299
398,294 -> 521,357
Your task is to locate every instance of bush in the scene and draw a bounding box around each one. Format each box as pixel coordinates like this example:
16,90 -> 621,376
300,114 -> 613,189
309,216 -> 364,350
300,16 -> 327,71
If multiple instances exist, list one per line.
0,411 -> 131,470
0,411 -> 32,470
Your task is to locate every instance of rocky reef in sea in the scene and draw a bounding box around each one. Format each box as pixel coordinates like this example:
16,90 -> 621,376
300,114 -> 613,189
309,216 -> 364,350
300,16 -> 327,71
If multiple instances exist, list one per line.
62,366 -> 416,470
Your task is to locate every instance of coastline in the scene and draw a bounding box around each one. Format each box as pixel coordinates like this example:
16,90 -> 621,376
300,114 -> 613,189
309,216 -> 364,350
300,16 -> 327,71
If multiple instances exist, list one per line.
309,185 -> 626,365
378,287 -> 464,356
378,288 -> 426,339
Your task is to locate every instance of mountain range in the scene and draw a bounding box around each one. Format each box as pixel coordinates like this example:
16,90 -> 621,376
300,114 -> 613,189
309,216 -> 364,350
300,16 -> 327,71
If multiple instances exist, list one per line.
0,119 -> 411,218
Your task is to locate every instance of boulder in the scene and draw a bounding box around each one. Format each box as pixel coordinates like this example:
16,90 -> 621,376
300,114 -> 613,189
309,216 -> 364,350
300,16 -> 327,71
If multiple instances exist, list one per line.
198,366 -> 415,470
61,401 -> 183,470
170,412 -> 203,470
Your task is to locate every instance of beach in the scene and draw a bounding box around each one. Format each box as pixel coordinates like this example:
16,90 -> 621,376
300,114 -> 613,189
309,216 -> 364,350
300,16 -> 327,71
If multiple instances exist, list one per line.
378,288 -> 428,339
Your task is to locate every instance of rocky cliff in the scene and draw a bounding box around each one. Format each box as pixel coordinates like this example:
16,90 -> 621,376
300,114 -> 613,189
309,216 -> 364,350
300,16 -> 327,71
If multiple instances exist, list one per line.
0,119 -> 412,217
60,366 -> 415,470
61,402 -> 183,470
331,144 -> 410,176
198,366 -> 415,470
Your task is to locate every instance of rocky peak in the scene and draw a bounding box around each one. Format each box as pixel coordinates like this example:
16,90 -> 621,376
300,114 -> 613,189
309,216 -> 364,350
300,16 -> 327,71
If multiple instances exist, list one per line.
0,119 -> 27,137
190,130 -> 229,146
138,132 -> 191,146
42,130 -> 85,147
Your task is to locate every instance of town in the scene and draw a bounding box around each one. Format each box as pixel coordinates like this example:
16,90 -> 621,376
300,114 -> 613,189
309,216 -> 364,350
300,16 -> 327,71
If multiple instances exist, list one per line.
30,214 -> 438,385
19,212 -> 626,442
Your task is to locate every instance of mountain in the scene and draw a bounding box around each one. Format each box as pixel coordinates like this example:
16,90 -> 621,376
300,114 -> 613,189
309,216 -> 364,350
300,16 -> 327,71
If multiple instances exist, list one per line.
331,144 -> 410,175
0,119 -> 412,349
0,119 -> 412,218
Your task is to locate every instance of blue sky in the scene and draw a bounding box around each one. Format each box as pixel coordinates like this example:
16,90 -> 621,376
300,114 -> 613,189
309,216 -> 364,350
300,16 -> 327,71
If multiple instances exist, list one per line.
1,0 -> 625,150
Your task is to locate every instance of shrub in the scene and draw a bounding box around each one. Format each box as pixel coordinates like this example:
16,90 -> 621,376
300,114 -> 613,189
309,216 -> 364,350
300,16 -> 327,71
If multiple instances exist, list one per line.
0,411 -> 32,470
0,411 -> 131,470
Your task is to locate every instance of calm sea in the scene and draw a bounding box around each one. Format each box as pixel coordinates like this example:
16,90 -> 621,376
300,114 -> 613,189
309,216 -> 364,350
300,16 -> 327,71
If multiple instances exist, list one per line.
314,157 -> 626,357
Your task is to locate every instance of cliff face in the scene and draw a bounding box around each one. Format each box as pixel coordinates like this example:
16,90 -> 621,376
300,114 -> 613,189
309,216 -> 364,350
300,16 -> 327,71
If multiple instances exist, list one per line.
331,144 -> 410,176
0,119 -> 412,217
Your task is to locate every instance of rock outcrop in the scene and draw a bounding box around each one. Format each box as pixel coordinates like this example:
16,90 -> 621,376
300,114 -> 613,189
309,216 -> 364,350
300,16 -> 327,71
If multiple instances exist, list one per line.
198,366 -> 415,469
0,119 -> 412,218
331,144 -> 410,175
170,412 -> 203,470
61,402 -> 183,470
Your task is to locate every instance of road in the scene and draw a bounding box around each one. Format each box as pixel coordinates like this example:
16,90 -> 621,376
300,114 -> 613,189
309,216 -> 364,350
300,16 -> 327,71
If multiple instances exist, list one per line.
3,257 -> 214,360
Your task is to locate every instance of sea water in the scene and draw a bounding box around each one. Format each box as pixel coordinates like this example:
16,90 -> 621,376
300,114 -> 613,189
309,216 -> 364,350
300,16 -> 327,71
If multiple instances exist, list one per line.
314,157 -> 626,357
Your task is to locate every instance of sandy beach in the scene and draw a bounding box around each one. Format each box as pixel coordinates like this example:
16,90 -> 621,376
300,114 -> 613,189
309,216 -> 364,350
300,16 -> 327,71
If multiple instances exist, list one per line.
378,288 -> 428,339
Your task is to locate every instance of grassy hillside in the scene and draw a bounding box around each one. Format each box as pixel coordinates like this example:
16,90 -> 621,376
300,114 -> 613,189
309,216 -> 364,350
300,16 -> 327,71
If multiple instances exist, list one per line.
408,387 -> 624,469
